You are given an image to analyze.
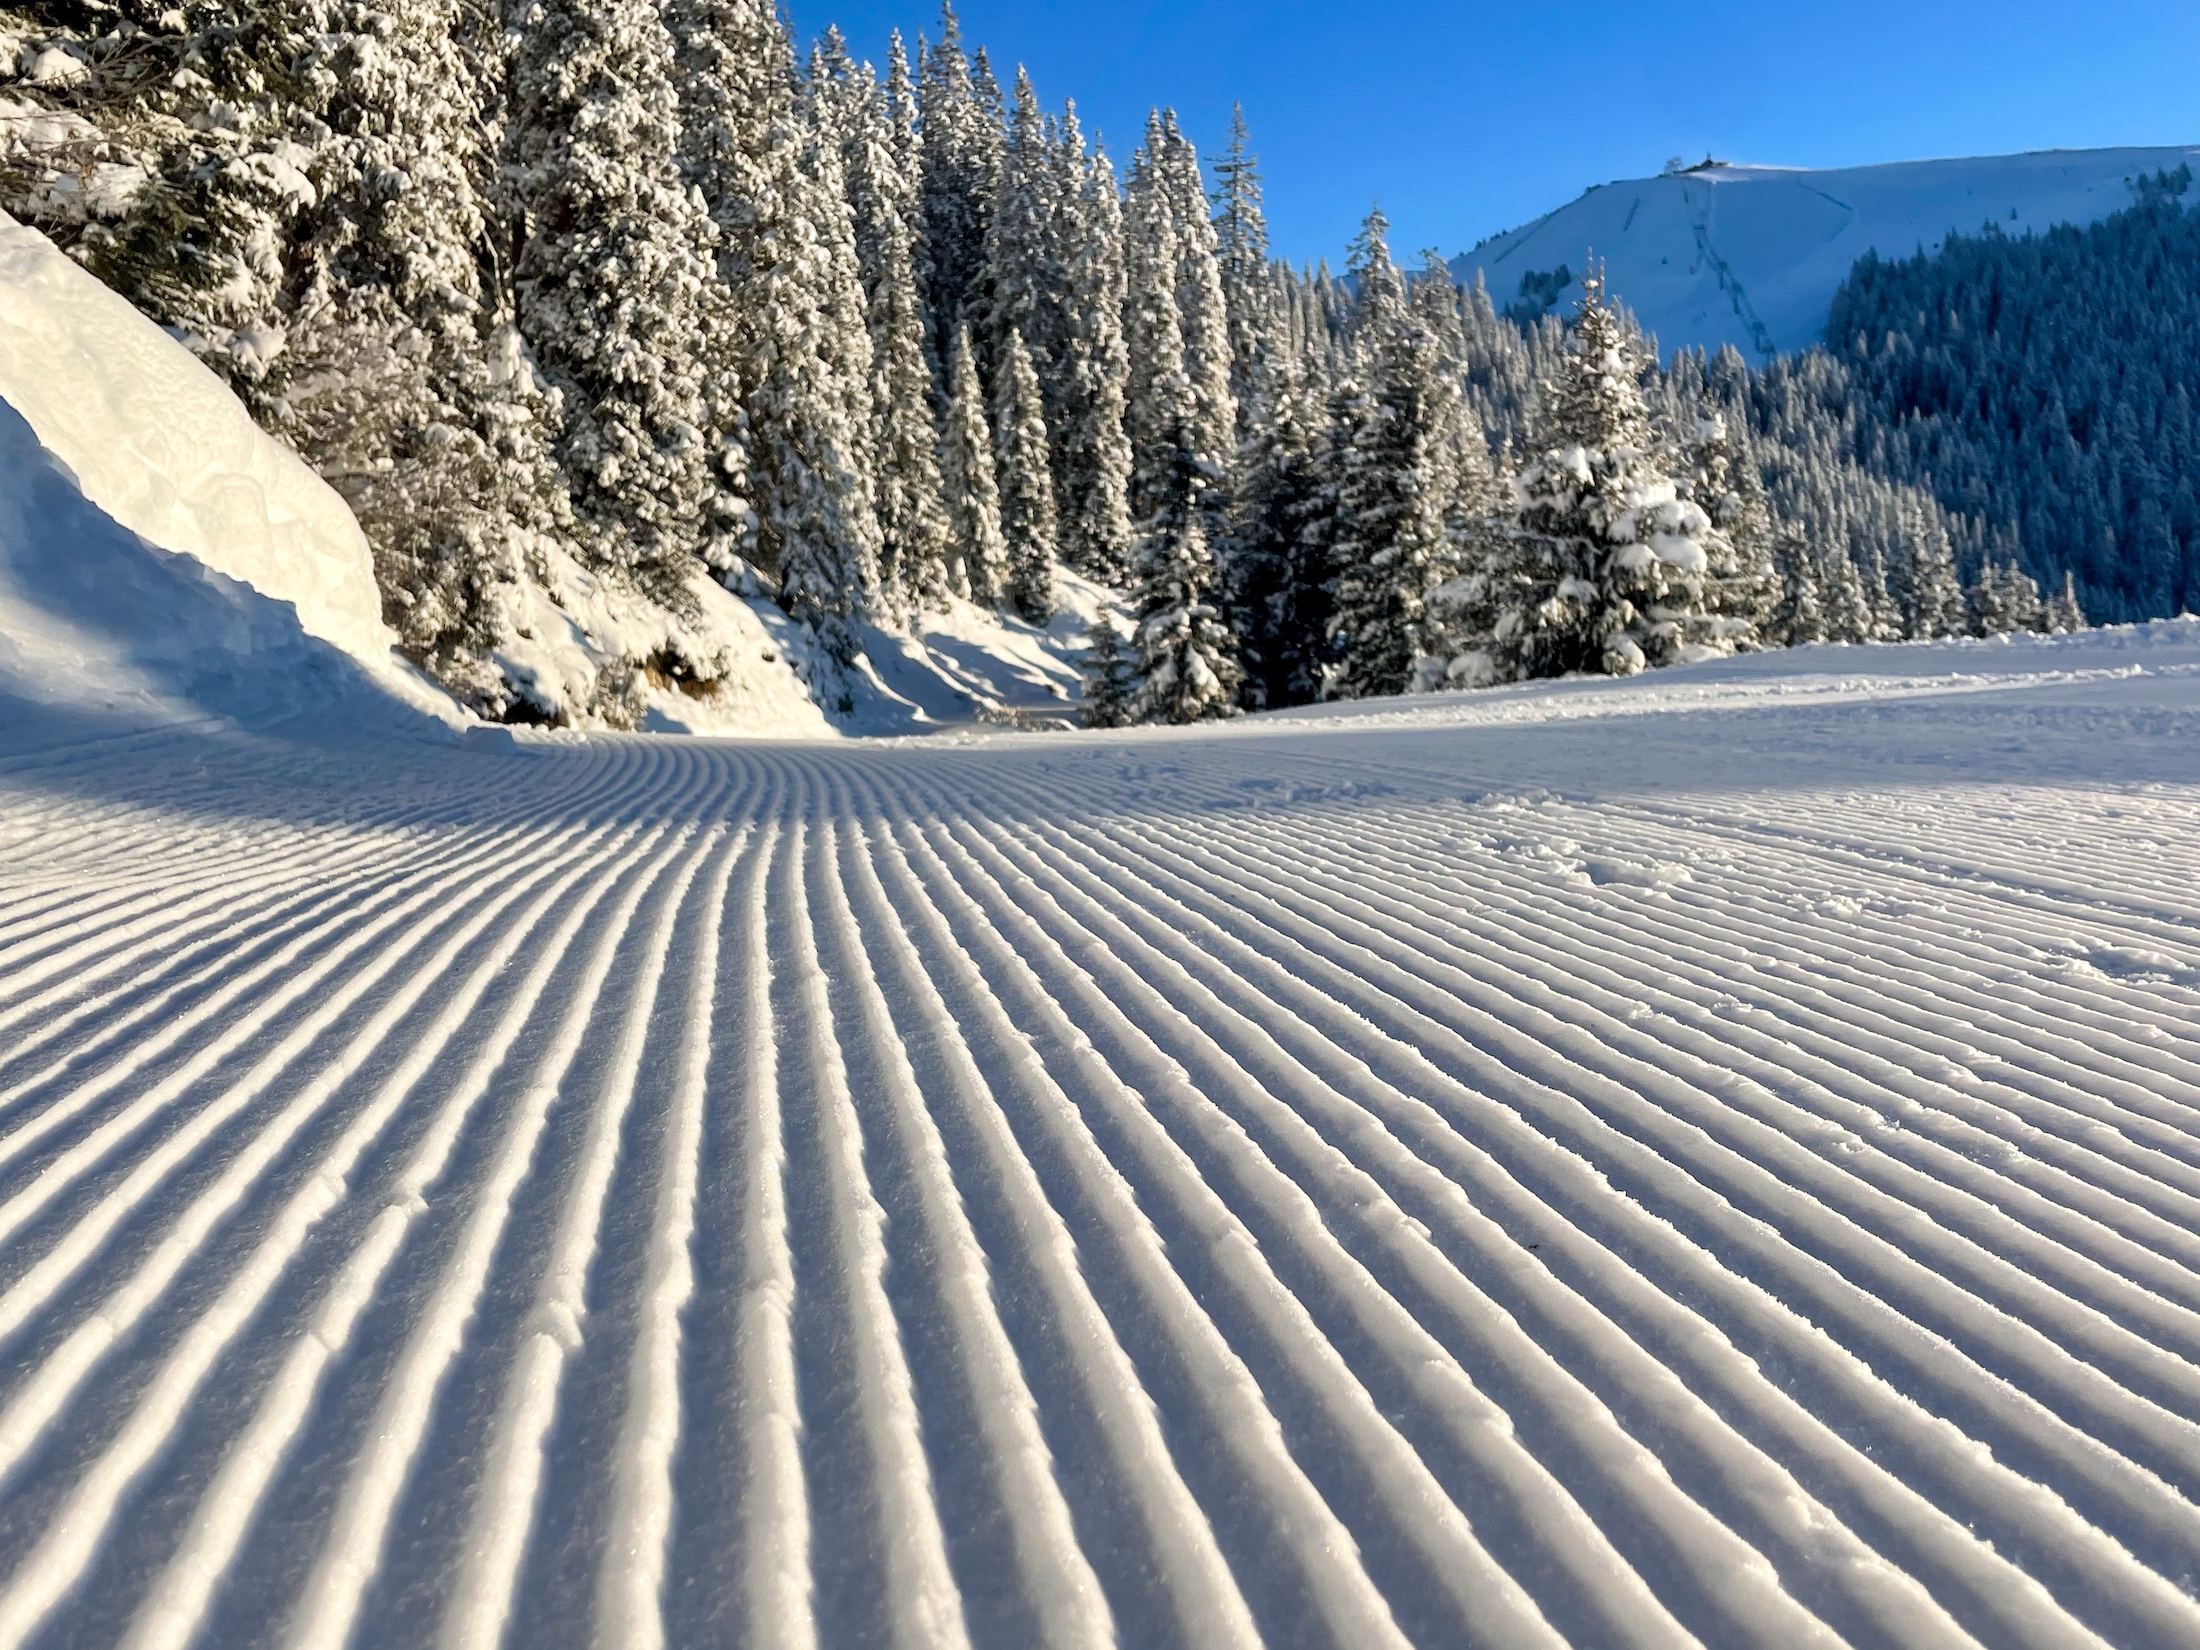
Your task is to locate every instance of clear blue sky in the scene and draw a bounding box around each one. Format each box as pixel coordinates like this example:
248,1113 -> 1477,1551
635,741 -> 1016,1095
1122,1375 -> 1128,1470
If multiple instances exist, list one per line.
788,0 -> 2200,267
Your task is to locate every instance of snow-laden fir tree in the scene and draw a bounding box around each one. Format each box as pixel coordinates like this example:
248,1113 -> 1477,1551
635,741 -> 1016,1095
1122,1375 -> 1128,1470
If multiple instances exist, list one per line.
916,3 -> 1002,387
986,67 -> 1065,409
1152,111 -> 1237,534
1079,615 -> 1135,727
1768,530 -> 1826,645
1130,438 -> 1243,723
1054,132 -> 1136,583
827,33 -> 952,615
673,0 -> 880,681
509,0 -> 726,610
1228,320 -> 1335,708
1968,559 -> 2046,634
994,326 -> 1059,622
2047,569 -> 2088,632
942,324 -> 1008,601
1889,496 -> 1966,638
1210,103 -> 1272,440
1484,271 -> 1728,680
1685,408 -> 1777,645
1325,211 -> 1464,699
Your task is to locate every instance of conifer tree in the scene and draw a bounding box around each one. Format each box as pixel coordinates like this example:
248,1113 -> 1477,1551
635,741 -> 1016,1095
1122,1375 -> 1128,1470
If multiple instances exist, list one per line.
1968,558 -> 2047,634
1080,616 -> 1136,727
2047,569 -> 2088,632
1818,539 -> 1878,643
1130,441 -> 1243,722
1484,272 -> 1726,680
1687,410 -> 1777,643
1769,530 -> 1825,644
833,36 -> 953,614
1153,111 -> 1237,532
1326,212 -> 1462,698
1228,334 -> 1334,707
1890,498 -> 1966,638
986,67 -> 1065,405
942,324 -> 1008,600
916,3 -> 1002,386
995,327 -> 1059,622
1056,136 -> 1136,583
510,0 -> 724,609
1211,103 -> 1272,439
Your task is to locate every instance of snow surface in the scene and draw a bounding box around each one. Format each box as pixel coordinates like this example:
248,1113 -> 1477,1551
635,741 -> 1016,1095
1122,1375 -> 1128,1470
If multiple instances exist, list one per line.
4,623 -> 2200,1647
1454,144 -> 2200,360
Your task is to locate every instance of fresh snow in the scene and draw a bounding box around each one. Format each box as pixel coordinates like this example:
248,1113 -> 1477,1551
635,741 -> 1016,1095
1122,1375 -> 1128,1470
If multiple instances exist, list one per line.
4,623 -> 2200,1646
1454,143 -> 2200,360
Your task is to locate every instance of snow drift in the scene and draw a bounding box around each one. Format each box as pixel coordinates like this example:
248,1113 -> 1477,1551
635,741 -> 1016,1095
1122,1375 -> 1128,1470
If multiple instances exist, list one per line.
1455,144 -> 2200,360
0,397 -> 454,755
0,210 -> 454,727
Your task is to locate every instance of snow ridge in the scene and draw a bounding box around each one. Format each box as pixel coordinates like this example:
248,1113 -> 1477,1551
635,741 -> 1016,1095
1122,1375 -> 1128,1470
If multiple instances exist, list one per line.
3,631 -> 2200,1646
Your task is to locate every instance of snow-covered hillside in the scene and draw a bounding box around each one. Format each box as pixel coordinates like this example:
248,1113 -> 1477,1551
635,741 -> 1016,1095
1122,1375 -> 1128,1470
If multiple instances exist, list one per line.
1454,144 -> 2200,360
0,211 -> 1110,742
4,626 -> 2200,1647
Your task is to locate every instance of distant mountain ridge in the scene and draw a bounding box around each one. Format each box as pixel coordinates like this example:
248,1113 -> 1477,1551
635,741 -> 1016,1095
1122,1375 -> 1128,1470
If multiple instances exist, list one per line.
1452,144 -> 2200,361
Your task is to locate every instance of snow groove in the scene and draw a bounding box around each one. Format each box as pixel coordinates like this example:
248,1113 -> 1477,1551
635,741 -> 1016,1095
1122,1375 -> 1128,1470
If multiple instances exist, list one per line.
5,644 -> 2200,1649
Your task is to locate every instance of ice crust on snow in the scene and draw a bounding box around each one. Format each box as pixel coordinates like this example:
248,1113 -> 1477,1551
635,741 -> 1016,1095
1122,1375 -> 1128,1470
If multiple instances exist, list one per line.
1456,144 -> 2200,359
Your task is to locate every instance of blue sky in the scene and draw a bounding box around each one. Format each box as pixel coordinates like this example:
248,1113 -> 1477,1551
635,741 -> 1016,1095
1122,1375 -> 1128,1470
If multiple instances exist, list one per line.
788,1 -> 2200,267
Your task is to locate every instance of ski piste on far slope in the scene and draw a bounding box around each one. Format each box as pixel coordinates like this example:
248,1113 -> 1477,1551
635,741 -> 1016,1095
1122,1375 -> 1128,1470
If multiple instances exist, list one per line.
1452,143 -> 2200,361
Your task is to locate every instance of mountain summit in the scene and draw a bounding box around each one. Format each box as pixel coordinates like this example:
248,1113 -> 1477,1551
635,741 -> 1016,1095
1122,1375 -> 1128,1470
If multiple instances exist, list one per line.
1453,144 -> 2200,360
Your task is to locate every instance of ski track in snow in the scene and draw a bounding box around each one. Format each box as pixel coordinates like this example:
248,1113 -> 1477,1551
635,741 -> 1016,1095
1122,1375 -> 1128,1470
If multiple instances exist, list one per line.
4,646 -> 2200,1649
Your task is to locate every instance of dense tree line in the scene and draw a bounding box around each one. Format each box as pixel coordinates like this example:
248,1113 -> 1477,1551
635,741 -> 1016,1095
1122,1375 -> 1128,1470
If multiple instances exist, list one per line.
1827,168 -> 2200,624
0,0 -> 2089,729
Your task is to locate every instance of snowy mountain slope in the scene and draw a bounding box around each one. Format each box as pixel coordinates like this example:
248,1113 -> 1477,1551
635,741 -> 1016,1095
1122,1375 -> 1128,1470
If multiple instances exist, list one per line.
1453,144 -> 2200,360
3,626 -> 2200,1646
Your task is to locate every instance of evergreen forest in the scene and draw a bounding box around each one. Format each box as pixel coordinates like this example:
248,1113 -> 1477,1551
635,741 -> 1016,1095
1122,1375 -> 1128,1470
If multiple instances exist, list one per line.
2,0 -> 2167,729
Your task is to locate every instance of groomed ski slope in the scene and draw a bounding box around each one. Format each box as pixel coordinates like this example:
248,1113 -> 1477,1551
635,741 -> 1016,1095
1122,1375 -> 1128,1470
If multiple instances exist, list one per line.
4,628 -> 2200,1650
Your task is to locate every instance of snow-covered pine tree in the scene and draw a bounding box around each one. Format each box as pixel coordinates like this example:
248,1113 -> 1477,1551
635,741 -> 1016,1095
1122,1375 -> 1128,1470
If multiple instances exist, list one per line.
1079,615 -> 1135,727
1123,141 -> 1189,530
1153,111 -> 1236,535
673,0 -> 881,679
509,0 -> 725,610
916,3 -> 1002,388
994,326 -> 1059,622
1761,529 -> 1822,644
1325,211 -> 1461,699
1686,407 -> 1777,646
985,67 -> 1064,411
1211,103 -> 1272,441
1484,270 -> 1727,680
1055,133 -> 1136,584
2047,569 -> 2088,632
832,33 -> 953,615
1130,437 -> 1243,722
1967,558 -> 2046,634
1228,323 -> 1335,708
1889,496 -> 1966,638
942,323 -> 1008,600
232,0 -> 573,712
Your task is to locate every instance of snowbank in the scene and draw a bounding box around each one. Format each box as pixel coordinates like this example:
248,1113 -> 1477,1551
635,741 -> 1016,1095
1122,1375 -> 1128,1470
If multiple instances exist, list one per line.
0,398 -> 449,754
0,210 -> 453,723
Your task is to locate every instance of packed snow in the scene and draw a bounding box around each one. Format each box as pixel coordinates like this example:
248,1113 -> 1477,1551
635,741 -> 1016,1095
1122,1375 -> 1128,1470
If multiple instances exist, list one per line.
1454,144 -> 2200,360
4,620 -> 2200,1648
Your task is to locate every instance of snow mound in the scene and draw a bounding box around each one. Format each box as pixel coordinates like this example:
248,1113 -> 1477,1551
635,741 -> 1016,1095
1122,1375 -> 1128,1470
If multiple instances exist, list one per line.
0,210 -> 452,722
1455,144 -> 2200,360
0,398 -> 449,755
